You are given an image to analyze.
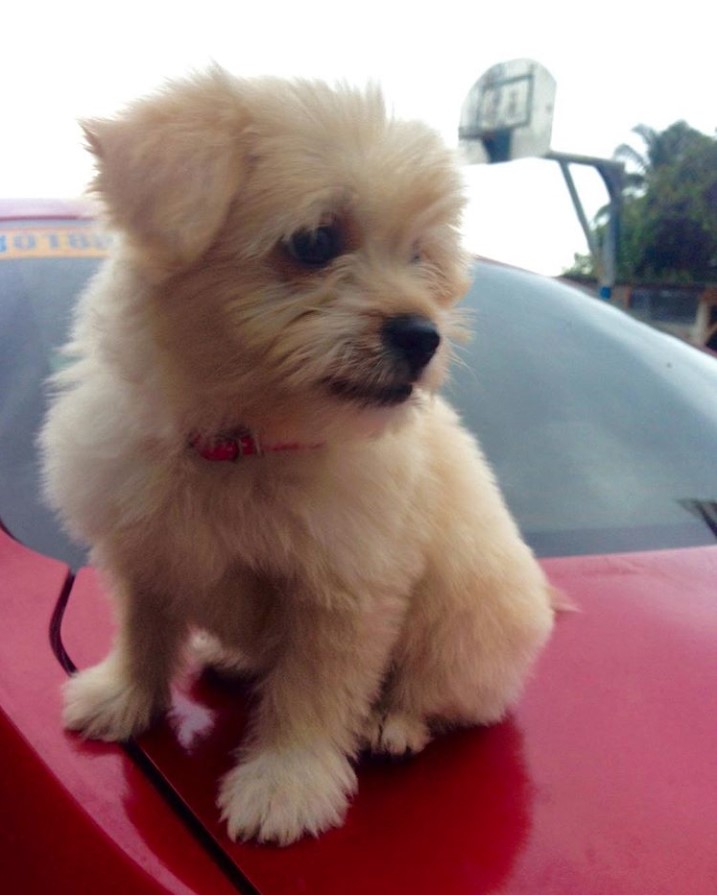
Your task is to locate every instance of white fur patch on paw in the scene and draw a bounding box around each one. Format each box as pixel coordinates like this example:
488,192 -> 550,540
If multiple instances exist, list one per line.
217,746 -> 357,845
62,660 -> 160,742
190,631 -> 256,677
364,709 -> 431,757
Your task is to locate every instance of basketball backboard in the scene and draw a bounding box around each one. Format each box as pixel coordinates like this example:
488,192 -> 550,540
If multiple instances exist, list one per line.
459,59 -> 556,164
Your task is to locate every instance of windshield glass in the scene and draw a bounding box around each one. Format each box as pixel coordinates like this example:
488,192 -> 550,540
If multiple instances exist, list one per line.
1,220 -> 716,564
448,263 -> 717,556
0,218 -> 106,568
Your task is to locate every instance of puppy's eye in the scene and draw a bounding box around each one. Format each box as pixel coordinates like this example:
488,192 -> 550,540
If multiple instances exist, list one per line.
285,225 -> 343,267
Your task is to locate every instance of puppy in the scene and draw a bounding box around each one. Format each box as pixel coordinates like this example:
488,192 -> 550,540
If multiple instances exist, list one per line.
41,69 -> 554,845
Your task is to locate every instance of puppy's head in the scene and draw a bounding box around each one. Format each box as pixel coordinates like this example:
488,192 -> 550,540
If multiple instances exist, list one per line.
86,69 -> 469,442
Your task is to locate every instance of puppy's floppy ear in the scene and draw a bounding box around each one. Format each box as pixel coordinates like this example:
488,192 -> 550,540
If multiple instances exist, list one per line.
83,68 -> 250,266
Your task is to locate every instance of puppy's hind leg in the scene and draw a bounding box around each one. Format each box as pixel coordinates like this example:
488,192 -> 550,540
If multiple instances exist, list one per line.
369,541 -> 554,755
191,631 -> 258,677
192,565 -> 281,679
63,572 -> 187,742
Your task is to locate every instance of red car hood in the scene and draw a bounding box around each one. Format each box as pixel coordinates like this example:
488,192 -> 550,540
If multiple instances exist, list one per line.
3,530 -> 717,894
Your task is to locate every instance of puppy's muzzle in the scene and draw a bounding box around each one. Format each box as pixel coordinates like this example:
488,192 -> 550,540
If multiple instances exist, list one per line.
381,315 -> 440,381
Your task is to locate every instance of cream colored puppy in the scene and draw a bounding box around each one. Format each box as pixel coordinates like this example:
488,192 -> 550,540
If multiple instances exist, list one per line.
41,69 -> 554,845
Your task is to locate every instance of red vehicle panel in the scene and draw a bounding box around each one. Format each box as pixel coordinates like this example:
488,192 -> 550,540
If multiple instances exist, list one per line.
38,537 -> 717,894
0,529 -> 243,895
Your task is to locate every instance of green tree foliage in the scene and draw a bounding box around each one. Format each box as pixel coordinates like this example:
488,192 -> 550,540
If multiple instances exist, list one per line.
565,122 -> 717,283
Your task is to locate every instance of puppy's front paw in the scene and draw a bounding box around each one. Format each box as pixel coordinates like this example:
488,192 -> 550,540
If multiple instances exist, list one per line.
363,709 -> 431,757
218,746 -> 357,845
63,659 -> 163,742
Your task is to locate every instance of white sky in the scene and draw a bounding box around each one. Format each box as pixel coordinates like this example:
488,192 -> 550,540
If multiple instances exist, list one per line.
3,1 -> 714,275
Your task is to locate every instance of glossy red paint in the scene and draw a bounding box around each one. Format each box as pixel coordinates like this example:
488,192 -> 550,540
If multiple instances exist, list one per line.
0,528 -> 243,895
53,541 -> 717,894
0,197 -> 92,220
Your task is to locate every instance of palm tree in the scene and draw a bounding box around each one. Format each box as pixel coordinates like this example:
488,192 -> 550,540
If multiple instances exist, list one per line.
594,121 -> 707,224
613,121 -> 705,194
573,121 -> 717,282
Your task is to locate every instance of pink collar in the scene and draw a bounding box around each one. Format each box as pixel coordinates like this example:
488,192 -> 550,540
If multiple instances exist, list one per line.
189,428 -> 323,462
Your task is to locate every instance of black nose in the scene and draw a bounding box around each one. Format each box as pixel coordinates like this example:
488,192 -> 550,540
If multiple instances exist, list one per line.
381,314 -> 441,380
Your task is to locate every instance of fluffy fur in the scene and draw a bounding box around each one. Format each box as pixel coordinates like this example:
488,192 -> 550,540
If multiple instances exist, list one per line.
40,69 -> 554,845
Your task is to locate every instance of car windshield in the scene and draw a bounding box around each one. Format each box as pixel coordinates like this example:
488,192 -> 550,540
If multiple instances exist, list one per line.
2,216 -> 717,565
448,262 -> 717,556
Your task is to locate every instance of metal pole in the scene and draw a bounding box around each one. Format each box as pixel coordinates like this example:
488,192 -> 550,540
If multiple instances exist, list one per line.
546,152 -> 624,300
556,160 -> 603,282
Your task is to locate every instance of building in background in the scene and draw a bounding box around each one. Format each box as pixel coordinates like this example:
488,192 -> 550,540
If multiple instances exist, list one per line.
562,277 -> 717,351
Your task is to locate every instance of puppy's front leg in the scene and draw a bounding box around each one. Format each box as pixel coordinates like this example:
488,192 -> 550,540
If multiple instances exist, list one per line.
63,578 -> 186,742
218,591 -> 400,845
